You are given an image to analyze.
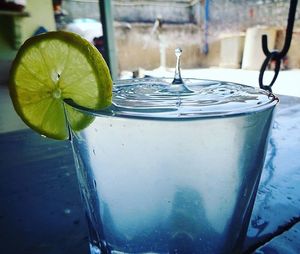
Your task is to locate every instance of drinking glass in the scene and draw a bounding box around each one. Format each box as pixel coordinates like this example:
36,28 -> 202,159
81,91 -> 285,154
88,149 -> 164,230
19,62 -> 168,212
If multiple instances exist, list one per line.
67,76 -> 278,254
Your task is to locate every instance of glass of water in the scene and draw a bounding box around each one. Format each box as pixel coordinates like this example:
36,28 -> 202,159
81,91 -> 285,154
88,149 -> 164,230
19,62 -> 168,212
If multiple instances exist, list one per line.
67,72 -> 278,254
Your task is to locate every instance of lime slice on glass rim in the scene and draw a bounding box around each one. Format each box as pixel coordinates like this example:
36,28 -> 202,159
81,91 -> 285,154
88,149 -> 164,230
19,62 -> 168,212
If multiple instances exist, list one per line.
9,31 -> 112,140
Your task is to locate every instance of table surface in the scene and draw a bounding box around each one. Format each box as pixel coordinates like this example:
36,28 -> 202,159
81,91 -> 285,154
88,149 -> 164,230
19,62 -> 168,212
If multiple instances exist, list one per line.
0,85 -> 300,254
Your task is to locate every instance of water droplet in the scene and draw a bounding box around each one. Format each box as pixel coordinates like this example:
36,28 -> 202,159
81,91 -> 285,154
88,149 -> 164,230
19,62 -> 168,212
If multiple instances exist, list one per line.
64,208 -> 71,215
172,48 -> 184,85
52,88 -> 61,99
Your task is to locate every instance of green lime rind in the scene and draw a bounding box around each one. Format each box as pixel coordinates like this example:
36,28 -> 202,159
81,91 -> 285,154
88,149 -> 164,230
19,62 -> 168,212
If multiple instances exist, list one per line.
9,31 -> 112,140
64,103 -> 95,132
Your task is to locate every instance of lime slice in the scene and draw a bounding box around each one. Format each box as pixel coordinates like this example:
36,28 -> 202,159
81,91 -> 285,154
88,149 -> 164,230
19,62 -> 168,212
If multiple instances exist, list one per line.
9,31 -> 113,140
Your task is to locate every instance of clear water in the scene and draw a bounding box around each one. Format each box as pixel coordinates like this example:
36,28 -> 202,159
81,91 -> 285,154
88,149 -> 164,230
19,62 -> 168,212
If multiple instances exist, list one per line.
69,79 -> 278,254
91,78 -> 276,119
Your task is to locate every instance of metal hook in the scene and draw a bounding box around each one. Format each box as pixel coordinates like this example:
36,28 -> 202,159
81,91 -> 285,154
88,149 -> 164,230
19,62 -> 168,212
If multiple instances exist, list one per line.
259,0 -> 298,92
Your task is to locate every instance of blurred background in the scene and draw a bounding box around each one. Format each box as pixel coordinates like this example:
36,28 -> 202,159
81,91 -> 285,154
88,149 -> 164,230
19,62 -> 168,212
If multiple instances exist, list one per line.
1,0 -> 300,82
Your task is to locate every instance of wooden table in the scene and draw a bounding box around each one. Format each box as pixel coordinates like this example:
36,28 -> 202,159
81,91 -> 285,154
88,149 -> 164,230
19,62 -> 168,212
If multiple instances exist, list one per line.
0,89 -> 300,254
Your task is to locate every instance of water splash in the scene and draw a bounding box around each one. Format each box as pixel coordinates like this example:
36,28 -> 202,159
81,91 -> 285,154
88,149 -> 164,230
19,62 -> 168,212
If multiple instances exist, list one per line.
172,48 -> 184,85
102,78 -> 278,119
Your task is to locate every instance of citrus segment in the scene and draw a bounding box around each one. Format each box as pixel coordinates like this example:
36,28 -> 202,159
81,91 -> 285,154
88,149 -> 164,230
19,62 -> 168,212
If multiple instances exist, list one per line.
9,31 -> 113,140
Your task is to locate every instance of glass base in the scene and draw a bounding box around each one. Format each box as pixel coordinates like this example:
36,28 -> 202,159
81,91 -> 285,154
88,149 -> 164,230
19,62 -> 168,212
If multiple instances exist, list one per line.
89,243 -> 170,254
89,240 -> 212,254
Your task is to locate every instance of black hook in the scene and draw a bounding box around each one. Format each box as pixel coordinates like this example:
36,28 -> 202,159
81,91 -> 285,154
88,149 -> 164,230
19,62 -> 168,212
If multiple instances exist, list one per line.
259,0 -> 298,92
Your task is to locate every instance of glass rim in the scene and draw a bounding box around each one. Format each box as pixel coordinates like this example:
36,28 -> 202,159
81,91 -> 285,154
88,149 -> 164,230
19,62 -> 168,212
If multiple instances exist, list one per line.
64,77 -> 279,120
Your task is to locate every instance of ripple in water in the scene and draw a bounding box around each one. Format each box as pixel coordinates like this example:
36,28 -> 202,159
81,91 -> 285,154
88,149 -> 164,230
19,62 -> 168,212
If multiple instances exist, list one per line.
85,78 -> 278,119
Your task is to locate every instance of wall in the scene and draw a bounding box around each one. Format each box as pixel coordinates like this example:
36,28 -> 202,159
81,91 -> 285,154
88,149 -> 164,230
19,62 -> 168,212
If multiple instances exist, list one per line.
112,0 -> 300,71
62,0 -> 198,24
62,0 -> 100,21
0,0 -> 56,84
2,0 -> 300,74
0,0 -> 56,61
19,0 -> 56,42
61,0 -> 300,71
115,22 -> 220,72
